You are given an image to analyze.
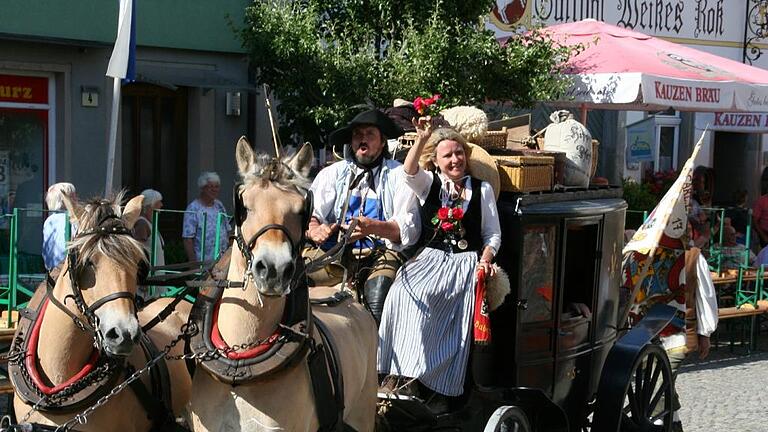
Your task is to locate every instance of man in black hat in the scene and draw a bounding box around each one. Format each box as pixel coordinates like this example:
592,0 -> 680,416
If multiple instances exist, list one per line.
306,109 -> 419,324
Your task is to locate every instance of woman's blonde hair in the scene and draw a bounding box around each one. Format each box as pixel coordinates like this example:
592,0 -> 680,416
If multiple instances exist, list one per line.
419,128 -> 471,173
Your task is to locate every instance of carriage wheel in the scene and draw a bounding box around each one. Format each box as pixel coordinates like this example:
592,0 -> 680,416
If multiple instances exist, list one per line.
483,406 -> 531,432
619,344 -> 674,432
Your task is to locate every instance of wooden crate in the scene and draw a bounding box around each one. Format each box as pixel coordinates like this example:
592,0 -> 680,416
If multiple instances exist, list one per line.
494,154 -> 554,193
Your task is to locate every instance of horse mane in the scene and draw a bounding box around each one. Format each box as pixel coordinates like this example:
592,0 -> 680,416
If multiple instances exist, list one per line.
67,191 -> 147,272
239,151 -> 311,195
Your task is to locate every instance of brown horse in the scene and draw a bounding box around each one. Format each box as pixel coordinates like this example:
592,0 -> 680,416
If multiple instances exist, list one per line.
187,138 -> 378,431
12,193 -> 192,431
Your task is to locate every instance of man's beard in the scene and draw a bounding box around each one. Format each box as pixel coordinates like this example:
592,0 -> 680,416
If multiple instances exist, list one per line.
355,152 -> 378,165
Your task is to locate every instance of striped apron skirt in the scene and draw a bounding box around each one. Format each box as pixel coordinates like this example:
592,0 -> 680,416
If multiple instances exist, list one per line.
377,247 -> 477,396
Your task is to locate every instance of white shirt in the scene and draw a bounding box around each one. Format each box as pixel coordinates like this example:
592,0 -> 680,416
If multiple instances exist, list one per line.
310,159 -> 420,250
404,169 -> 502,255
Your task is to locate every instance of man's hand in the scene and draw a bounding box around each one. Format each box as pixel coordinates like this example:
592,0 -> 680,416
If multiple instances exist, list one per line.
308,223 -> 339,245
698,335 -> 711,359
347,216 -> 377,242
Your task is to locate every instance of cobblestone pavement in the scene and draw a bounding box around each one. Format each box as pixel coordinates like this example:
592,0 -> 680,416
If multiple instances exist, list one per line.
677,330 -> 768,432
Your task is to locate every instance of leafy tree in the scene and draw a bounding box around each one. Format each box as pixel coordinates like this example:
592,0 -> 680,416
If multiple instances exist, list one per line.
238,0 -> 577,145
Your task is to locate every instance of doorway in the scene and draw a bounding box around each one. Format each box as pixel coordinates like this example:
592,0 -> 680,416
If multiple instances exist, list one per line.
121,83 -> 188,239
712,132 -> 759,206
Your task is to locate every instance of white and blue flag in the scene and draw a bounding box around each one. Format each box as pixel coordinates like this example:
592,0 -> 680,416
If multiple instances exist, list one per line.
106,0 -> 136,81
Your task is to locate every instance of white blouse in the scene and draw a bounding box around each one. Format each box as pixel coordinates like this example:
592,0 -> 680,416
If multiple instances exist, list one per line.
404,169 -> 502,255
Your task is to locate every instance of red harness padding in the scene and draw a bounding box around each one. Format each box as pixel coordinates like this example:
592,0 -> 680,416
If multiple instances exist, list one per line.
25,298 -> 101,395
473,268 -> 491,345
210,300 -> 281,360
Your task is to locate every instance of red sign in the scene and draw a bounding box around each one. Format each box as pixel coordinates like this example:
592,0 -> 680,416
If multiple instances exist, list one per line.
0,75 -> 48,104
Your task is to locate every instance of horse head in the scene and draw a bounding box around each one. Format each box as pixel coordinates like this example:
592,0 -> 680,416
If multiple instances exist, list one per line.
62,192 -> 146,357
233,136 -> 313,297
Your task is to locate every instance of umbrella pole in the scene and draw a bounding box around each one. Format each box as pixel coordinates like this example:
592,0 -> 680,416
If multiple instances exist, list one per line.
580,103 -> 588,125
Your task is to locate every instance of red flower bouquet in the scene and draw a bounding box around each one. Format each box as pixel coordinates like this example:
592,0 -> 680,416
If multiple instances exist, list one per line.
413,93 -> 443,116
431,204 -> 467,249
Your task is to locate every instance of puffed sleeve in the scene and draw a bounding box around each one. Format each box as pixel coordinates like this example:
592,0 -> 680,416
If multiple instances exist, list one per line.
402,168 -> 433,204
479,181 -> 501,255
385,167 -> 421,250
309,164 -> 341,224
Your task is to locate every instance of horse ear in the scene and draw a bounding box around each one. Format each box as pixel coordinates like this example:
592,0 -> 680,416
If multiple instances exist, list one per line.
122,195 -> 144,229
61,193 -> 83,224
288,142 -> 314,178
236,136 -> 255,176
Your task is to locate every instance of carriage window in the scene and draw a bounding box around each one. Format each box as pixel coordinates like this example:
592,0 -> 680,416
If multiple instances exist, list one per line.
562,223 -> 599,319
520,225 -> 556,323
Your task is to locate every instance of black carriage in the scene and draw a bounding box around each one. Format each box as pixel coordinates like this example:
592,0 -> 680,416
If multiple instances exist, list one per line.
379,187 -> 676,432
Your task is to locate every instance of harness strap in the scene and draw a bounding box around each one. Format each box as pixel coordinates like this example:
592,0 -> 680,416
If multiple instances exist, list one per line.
309,291 -> 352,307
127,334 -> 175,431
84,291 -> 135,315
309,315 -> 349,432
45,274 -> 95,335
141,286 -> 193,333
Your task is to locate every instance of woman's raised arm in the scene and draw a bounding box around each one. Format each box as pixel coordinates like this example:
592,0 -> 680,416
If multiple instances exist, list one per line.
404,116 -> 433,176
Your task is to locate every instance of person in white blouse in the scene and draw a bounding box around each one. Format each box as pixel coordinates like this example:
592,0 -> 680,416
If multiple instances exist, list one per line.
306,109 -> 419,324
377,119 -> 501,412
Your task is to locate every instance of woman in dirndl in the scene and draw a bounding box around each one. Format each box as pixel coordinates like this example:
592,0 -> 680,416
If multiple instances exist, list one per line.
377,118 -> 501,409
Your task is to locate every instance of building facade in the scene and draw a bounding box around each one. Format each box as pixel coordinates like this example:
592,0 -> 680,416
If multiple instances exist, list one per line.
0,0 -> 277,259
488,0 -> 768,206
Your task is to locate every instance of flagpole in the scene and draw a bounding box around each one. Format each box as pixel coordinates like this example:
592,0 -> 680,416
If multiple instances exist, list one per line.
105,77 -> 121,194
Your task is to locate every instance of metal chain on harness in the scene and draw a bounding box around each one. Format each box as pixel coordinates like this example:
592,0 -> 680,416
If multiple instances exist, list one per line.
10,320 -> 298,431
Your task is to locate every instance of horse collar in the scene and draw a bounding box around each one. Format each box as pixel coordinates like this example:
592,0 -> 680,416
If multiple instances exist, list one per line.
188,252 -> 312,386
9,289 -> 124,413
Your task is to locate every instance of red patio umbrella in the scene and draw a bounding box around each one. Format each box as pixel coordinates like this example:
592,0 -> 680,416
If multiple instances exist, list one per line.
506,19 -> 768,119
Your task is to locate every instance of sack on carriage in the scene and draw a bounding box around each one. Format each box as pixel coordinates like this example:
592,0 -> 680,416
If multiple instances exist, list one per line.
543,110 -> 592,188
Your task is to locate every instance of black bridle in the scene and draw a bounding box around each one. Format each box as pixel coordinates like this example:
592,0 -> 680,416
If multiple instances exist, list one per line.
47,211 -> 139,347
232,161 -> 312,296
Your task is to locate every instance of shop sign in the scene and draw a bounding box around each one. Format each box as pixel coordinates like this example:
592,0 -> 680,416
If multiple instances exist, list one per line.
0,75 -> 48,104
489,0 -> 738,45
626,117 -> 655,163
699,112 -> 768,133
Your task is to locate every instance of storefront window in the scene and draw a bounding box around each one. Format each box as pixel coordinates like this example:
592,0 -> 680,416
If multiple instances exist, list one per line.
0,74 -> 50,271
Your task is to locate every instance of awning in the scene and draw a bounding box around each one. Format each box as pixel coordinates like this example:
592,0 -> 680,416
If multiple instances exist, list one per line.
133,63 -> 256,91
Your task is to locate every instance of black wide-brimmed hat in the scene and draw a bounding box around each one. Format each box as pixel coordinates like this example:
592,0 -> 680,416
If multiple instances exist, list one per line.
329,109 -> 405,150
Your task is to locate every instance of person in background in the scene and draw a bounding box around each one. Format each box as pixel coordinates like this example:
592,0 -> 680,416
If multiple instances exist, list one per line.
182,172 -> 230,262
133,189 -> 165,266
725,190 -> 749,244
42,182 -> 76,271
753,182 -> 768,248
717,219 -> 756,270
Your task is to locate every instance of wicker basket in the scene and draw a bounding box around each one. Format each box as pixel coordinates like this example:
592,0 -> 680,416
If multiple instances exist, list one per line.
494,154 -> 554,193
480,128 -> 508,150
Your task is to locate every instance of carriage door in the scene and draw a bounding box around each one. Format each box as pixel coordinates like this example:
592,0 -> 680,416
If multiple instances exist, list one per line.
553,217 -> 602,416
121,83 -> 188,239
516,222 -> 558,394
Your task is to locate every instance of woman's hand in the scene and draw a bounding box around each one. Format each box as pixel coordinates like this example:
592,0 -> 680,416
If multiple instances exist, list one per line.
478,260 -> 496,278
411,116 -> 434,143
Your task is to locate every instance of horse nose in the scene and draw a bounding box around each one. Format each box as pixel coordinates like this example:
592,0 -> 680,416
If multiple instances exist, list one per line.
103,324 -> 139,356
252,258 -> 295,293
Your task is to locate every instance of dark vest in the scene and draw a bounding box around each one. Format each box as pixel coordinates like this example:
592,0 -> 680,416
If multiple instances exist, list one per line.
418,174 -> 484,253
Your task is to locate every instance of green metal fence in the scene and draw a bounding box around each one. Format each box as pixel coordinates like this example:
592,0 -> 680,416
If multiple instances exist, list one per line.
0,206 -> 231,329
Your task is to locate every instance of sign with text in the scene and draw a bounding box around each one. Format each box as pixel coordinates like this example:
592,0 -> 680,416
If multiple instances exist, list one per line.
700,111 -> 768,132
626,117 -> 655,163
0,75 -> 48,105
488,0 -> 747,47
